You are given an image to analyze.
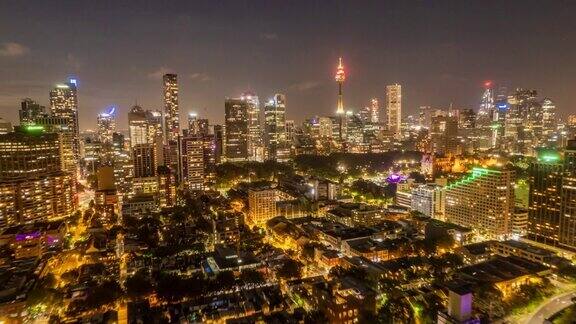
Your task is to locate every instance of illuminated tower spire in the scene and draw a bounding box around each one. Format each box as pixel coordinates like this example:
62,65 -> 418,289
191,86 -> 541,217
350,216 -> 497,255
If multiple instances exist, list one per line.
335,57 -> 346,114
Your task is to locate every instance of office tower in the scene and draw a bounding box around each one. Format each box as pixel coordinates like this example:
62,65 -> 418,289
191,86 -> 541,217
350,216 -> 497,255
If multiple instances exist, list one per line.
386,84 -> 402,139
458,109 -> 476,129
50,79 -> 79,159
111,132 -> 132,195
541,98 -> 556,142
97,107 -> 116,144
187,113 -> 209,137
240,93 -> 264,161
411,184 -> 445,220
181,136 -> 204,190
335,57 -> 346,115
213,124 -> 224,164
264,94 -> 288,161
559,140 -> 576,249
19,98 -> 45,125
94,166 -> 119,220
34,115 -> 76,175
157,166 -> 176,207
132,144 -> 157,178
430,114 -> 459,155
0,126 -> 76,228
505,89 -> 540,154
418,106 -> 430,129
476,82 -> 495,127
345,114 -> 365,153
224,98 -> 249,161
0,118 -> 11,134
369,98 -> 379,124
128,105 -> 163,147
528,150 -> 563,246
163,73 -> 180,142
445,167 -> 515,239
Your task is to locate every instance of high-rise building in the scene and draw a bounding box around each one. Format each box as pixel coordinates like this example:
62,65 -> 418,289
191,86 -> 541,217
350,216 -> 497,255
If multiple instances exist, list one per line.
541,98 -> 556,143
445,167 -> 515,239
386,84 -> 402,139
50,79 -> 79,159
560,140 -> 576,249
248,188 -> 278,224
411,184 -> 445,220
128,105 -> 163,147
19,98 -> 45,125
242,93 -> 264,161
430,114 -> 459,155
224,98 -> 249,161
97,107 -> 116,144
528,150 -> 563,247
369,98 -> 380,124
264,94 -> 288,161
181,136 -> 204,190
34,115 -> 76,175
0,118 -> 11,134
186,113 -> 209,137
163,74 -> 180,142
505,89 -> 541,154
132,144 -> 158,179
0,126 -> 76,228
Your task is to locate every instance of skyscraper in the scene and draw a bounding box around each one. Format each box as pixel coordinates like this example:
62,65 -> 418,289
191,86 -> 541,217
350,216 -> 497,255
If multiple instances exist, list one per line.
560,140 -> 576,249
243,92 -> 264,161
181,136 -> 204,191
528,150 -> 563,246
386,84 -> 402,139
19,98 -> 45,125
128,105 -> 163,147
163,73 -> 180,142
224,98 -> 249,161
97,107 -> 116,144
0,126 -> 77,228
50,79 -> 79,159
541,98 -> 556,143
445,167 -> 515,239
335,57 -> 346,115
264,94 -> 288,161
186,113 -> 209,137
369,98 -> 379,124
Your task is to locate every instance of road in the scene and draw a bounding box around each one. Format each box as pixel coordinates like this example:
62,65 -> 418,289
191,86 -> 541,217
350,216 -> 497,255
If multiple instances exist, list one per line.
523,290 -> 576,324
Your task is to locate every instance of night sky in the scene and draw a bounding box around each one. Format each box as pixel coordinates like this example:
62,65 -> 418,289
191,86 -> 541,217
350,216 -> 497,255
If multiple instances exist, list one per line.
1,0 -> 575,130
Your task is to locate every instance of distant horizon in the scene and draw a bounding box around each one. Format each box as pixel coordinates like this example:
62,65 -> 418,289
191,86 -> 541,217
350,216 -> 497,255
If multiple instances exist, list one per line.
1,1 -> 575,130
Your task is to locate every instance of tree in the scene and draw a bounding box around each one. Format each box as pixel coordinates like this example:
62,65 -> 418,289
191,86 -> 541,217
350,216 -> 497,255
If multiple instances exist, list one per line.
214,271 -> 236,290
239,269 -> 265,285
304,310 -> 329,324
125,270 -> 153,300
277,259 -> 303,280
474,283 -> 505,319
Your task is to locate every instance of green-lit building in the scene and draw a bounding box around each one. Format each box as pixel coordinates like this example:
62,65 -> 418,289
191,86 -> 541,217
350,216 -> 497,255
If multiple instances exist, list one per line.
528,149 -> 563,247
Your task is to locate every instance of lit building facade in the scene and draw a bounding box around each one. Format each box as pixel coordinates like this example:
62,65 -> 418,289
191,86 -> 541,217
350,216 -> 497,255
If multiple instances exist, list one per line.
264,94 -> 289,161
163,73 -> 180,142
445,168 -> 515,239
560,140 -> 576,249
224,98 -> 249,161
19,98 -> 45,125
49,79 -> 79,159
386,84 -> 402,139
0,127 -> 76,228
528,150 -> 563,247
97,107 -> 116,144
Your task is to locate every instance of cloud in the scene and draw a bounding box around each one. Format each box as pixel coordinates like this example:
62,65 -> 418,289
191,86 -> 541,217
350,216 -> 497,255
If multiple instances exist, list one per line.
260,33 -> 278,41
0,42 -> 29,57
189,72 -> 213,82
147,66 -> 173,79
290,80 -> 321,91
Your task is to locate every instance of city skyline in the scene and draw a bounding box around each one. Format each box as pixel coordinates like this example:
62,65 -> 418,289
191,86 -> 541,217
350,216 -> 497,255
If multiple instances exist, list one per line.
1,1 -> 576,130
